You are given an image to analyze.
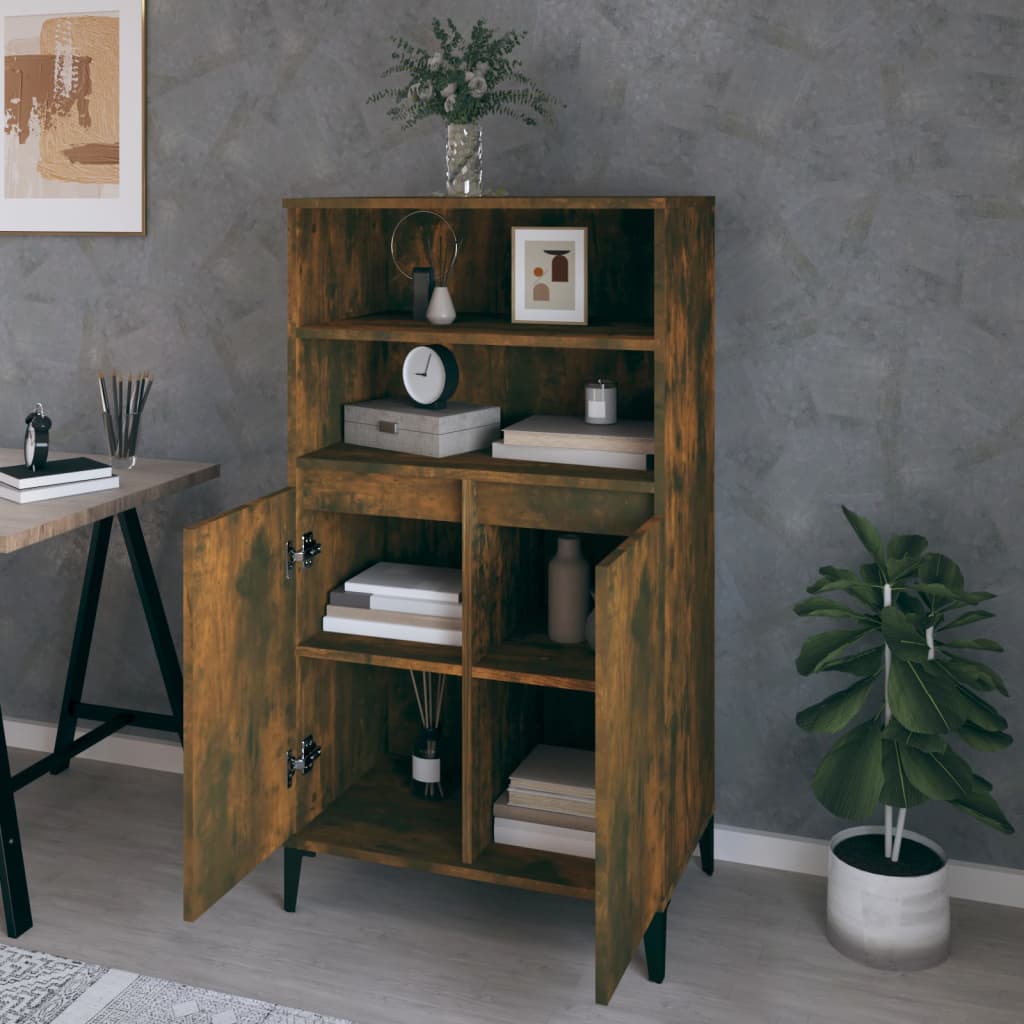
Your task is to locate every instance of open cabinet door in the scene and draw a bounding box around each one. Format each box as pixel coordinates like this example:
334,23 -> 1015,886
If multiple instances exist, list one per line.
594,517 -> 667,1005
183,489 -> 296,921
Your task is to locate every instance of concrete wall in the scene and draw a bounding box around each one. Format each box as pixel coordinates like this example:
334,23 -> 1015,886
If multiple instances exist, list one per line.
0,1 -> 1020,868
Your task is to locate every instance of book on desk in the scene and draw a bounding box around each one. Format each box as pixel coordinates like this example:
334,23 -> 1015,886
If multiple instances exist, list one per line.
0,457 -> 118,504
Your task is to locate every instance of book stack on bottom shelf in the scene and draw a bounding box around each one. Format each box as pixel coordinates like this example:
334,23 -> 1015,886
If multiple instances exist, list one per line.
494,744 -> 595,859
0,457 -> 118,504
322,561 -> 462,646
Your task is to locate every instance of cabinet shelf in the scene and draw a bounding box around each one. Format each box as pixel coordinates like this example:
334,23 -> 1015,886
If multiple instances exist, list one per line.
290,757 -> 595,901
299,444 -> 655,494
296,314 -> 656,351
298,631 -> 463,676
475,634 -> 595,692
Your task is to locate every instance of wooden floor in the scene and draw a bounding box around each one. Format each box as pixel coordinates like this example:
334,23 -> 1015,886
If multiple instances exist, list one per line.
6,750 -> 1024,1024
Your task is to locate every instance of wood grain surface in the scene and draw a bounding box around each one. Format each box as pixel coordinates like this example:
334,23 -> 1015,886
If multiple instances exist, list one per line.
594,518 -> 666,1004
183,488 -> 296,922
0,451 -> 218,554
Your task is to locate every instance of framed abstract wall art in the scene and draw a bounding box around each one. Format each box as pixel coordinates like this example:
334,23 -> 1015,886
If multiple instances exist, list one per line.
512,226 -> 588,325
1,0 -> 144,234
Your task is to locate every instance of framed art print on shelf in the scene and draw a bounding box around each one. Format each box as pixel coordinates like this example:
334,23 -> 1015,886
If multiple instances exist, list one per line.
512,226 -> 588,325
1,0 -> 145,234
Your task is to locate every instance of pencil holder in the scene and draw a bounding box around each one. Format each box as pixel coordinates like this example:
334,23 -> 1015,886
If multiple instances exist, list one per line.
98,373 -> 152,470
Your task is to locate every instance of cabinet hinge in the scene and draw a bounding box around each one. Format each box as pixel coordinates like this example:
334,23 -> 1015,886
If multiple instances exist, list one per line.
287,734 -> 322,787
286,531 -> 321,581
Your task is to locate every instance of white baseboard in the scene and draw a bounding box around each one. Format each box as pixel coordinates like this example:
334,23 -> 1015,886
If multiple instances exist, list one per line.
4,718 -> 1020,910
708,824 -> 1024,909
4,716 -> 183,775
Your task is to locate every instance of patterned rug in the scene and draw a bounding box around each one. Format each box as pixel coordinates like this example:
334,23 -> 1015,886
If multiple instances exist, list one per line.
0,944 -> 353,1024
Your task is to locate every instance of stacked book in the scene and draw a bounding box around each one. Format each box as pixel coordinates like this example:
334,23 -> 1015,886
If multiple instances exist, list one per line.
493,744 -> 595,859
323,561 -> 462,646
491,415 -> 654,471
0,457 -> 119,504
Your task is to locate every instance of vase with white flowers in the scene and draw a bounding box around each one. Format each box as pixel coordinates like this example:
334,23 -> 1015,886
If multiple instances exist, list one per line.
369,18 -> 560,196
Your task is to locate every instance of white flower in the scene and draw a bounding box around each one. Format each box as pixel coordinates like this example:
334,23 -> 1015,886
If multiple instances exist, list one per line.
474,62 -> 489,75
467,74 -> 487,99
444,94 -> 457,114
426,50 -> 443,71
414,81 -> 434,101
441,82 -> 458,98
464,69 -> 474,82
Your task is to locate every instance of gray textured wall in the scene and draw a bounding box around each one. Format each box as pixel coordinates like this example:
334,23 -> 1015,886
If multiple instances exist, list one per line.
0,1 -> 1020,869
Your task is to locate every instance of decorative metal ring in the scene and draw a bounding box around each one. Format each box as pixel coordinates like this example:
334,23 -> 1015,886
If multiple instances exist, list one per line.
389,209 -> 460,281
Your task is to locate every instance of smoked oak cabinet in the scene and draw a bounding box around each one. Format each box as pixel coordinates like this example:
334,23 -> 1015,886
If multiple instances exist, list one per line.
183,196 -> 715,1005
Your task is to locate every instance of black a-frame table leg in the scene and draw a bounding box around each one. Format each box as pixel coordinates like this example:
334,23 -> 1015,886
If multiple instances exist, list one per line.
51,519 -> 113,775
0,709 -> 32,937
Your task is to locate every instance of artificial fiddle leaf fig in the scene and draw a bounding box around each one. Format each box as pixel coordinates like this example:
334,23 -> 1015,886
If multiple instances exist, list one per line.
795,508 -> 1014,858
812,720 -> 885,820
841,506 -> 887,570
796,673 -> 879,733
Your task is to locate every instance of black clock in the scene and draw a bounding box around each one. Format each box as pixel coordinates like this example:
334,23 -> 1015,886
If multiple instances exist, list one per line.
24,403 -> 51,471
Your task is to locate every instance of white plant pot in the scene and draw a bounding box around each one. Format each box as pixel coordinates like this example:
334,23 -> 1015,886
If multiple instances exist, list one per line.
826,825 -> 950,971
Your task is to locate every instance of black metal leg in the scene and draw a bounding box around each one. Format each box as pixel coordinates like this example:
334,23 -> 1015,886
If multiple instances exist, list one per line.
699,815 -> 714,877
0,708 -> 32,937
51,518 -> 113,775
118,509 -> 183,742
284,849 -> 314,913
643,903 -> 668,984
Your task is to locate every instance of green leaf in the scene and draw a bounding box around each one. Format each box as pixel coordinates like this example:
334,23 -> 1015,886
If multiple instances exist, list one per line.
880,740 -> 929,808
886,534 -> 928,581
888,659 -> 970,733
881,721 -> 947,753
938,656 -> 1008,697
919,553 -> 964,592
796,673 -> 879,733
937,610 -> 995,632
900,745 -> 975,801
972,774 -> 993,792
842,506 -> 887,571
808,566 -> 880,609
812,720 -> 885,820
793,597 -> 872,621
940,637 -> 1004,652
959,688 -> 1009,732
796,627 -> 874,676
958,724 -> 1014,752
950,788 -> 1015,835
880,606 -> 931,663
821,646 -> 885,676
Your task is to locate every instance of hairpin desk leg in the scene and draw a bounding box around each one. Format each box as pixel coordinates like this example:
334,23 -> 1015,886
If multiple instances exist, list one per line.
0,708 -> 32,937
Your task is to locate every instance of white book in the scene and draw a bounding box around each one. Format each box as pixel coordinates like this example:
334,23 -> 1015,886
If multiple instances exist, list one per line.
322,605 -> 462,646
328,588 -> 462,620
0,476 -> 120,504
492,442 -> 650,472
343,562 -> 462,604
509,744 -> 595,799
493,817 -> 595,859
502,415 -> 655,455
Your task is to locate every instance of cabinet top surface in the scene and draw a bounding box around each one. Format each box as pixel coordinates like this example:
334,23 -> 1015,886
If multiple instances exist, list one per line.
283,195 -> 714,210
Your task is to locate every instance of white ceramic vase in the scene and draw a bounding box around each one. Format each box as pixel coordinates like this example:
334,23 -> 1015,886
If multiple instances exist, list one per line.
826,825 -> 950,971
548,534 -> 589,644
426,285 -> 456,325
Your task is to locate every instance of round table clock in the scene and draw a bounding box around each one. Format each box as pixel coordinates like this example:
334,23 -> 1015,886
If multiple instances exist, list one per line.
401,345 -> 459,409
24,403 -> 52,471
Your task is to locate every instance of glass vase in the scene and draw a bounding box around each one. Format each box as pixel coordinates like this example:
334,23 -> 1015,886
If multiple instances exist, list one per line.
446,123 -> 483,196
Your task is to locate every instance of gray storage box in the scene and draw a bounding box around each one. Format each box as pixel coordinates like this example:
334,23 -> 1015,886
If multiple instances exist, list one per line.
344,399 -> 501,458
